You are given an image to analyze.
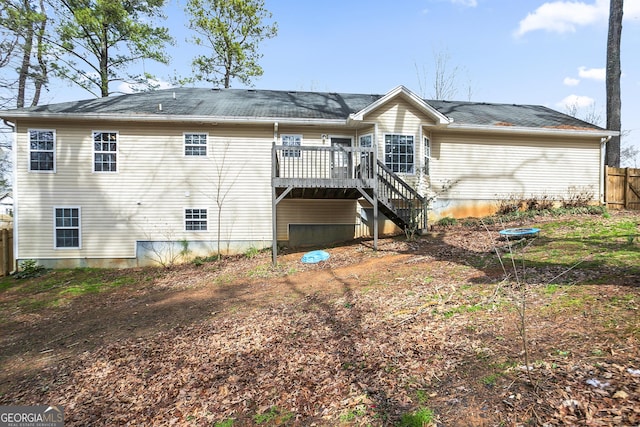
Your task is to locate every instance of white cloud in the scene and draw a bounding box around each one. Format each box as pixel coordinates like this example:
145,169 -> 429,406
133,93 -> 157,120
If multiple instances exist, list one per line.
515,0 -> 608,37
557,94 -> 595,109
625,2 -> 640,20
563,77 -> 580,86
578,66 -> 605,81
450,0 -> 477,7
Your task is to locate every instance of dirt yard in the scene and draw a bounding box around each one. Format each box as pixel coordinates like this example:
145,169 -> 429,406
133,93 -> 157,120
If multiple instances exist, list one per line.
0,214 -> 639,426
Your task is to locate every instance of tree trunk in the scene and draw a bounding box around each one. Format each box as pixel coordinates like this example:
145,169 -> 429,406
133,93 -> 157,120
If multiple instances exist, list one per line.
30,0 -> 48,107
16,0 -> 35,109
606,0 -> 623,167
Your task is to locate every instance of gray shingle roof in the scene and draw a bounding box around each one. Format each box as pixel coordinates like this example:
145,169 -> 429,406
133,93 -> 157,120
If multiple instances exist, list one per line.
1,87 -> 604,130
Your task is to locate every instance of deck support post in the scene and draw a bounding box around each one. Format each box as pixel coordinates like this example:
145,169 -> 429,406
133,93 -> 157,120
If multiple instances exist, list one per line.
272,186 -> 293,266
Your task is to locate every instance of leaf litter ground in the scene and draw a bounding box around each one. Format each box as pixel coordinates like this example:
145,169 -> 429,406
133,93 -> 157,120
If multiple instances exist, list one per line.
0,213 -> 639,426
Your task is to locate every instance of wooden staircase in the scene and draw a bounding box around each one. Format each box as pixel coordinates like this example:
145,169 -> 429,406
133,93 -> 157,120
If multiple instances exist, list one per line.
373,160 -> 428,234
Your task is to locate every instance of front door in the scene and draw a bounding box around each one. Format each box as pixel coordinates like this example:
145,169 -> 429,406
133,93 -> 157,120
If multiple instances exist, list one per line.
331,137 -> 352,179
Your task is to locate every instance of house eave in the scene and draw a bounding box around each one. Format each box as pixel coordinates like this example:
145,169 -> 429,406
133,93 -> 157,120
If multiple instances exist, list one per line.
0,112 -> 349,127
443,123 -> 618,138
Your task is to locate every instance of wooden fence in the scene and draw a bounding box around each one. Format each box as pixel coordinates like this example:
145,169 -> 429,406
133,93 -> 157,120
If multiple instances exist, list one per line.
606,167 -> 640,210
0,228 -> 14,276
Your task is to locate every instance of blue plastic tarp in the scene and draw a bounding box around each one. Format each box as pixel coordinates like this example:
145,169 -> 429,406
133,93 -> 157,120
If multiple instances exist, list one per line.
301,250 -> 330,263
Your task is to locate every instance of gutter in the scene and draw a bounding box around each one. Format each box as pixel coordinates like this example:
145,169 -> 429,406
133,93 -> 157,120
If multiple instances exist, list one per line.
443,123 -> 618,139
0,112 -> 346,127
2,119 -> 15,131
3,119 -> 17,273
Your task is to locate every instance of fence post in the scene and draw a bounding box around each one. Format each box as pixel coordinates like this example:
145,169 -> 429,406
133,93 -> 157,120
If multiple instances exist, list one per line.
625,167 -> 631,209
1,229 -> 8,276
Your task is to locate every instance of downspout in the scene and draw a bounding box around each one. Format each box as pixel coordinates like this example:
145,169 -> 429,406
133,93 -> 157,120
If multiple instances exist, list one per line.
272,122 -> 279,265
3,119 -> 18,273
600,136 -> 612,205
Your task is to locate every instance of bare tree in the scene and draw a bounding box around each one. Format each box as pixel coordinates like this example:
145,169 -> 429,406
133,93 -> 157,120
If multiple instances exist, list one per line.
563,102 -> 603,127
415,48 -> 472,101
605,0 -> 623,167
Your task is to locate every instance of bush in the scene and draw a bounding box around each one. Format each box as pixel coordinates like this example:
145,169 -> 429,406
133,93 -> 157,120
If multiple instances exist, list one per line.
13,260 -> 48,279
436,217 -> 458,227
562,186 -> 595,208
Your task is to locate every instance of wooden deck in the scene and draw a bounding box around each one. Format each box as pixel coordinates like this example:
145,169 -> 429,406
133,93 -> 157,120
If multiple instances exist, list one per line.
272,145 -> 375,198
270,144 -> 428,264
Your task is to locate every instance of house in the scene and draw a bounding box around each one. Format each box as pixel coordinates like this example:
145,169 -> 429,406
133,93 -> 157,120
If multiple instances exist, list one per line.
0,86 -> 615,268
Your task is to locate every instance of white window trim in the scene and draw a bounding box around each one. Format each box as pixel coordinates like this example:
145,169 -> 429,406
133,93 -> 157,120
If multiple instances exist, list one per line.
424,135 -> 431,175
184,208 -> 209,232
384,133 -> 416,175
53,206 -> 82,250
92,130 -> 119,173
28,129 -> 56,173
184,132 -> 209,157
281,134 -> 302,158
359,133 -> 373,148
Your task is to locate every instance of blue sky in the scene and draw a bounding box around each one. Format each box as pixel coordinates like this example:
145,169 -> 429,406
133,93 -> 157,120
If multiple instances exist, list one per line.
42,0 -> 640,163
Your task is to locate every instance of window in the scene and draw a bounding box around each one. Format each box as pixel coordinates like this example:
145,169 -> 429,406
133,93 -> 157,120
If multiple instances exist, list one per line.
93,131 -> 118,172
281,134 -> 301,158
384,134 -> 414,173
424,136 -> 431,175
29,129 -> 55,172
359,134 -> 373,148
185,133 -> 207,156
185,208 -> 208,231
54,207 -> 80,248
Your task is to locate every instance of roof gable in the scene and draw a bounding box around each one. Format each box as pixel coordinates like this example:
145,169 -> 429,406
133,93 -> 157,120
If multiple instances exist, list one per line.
349,85 -> 450,125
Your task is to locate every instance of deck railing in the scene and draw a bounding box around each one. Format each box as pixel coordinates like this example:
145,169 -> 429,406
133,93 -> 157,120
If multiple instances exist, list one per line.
272,145 -> 375,187
376,160 -> 428,231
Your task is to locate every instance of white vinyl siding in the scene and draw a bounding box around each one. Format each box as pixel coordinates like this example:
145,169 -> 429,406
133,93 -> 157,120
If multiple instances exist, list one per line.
14,121 -> 274,260
28,129 -> 55,172
429,132 -> 601,200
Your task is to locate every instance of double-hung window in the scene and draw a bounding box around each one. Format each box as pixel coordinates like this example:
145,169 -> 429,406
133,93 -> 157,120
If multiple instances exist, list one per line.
54,207 -> 81,249
185,133 -> 207,156
424,136 -> 431,175
93,131 -> 118,172
185,208 -> 208,231
359,134 -> 373,148
281,134 -> 301,158
384,134 -> 415,174
29,129 -> 55,172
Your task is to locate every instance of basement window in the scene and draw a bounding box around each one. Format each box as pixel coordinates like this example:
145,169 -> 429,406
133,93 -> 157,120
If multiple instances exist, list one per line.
185,208 -> 208,231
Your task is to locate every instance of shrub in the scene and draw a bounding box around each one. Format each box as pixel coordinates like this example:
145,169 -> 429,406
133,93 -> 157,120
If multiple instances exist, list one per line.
562,186 -> 595,208
436,217 -> 457,227
13,260 -> 48,279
